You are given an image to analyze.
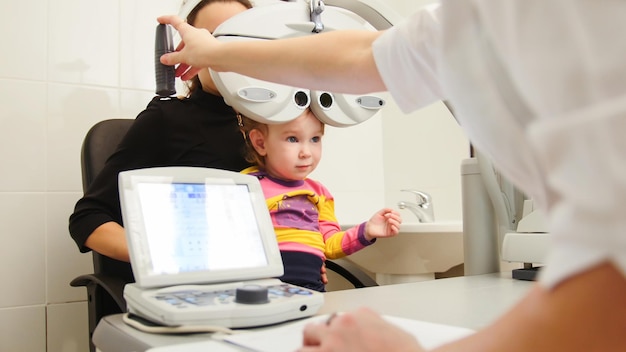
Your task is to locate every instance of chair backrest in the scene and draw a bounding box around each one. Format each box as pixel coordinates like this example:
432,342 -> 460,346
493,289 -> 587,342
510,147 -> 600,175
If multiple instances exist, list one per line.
81,119 -> 135,277
81,119 -> 135,191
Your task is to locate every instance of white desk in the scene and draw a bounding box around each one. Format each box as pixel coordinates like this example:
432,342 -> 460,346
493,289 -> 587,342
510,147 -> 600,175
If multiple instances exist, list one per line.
93,273 -> 533,352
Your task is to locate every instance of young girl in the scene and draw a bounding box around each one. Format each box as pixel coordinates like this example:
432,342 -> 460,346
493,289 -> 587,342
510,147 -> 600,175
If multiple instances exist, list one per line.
238,109 -> 401,291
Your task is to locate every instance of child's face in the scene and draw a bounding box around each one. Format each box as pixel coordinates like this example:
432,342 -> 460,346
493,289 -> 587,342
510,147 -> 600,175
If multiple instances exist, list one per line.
257,110 -> 324,181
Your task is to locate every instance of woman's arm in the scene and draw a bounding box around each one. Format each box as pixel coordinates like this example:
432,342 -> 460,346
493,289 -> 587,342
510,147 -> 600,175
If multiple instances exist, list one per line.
158,15 -> 386,94
84,222 -> 130,262
69,101 -> 169,260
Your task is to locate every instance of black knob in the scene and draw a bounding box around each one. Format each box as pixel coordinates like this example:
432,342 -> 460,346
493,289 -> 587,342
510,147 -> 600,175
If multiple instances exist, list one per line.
235,285 -> 270,304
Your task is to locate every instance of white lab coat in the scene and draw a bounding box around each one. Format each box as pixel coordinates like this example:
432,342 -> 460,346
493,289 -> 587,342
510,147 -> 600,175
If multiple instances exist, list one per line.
372,0 -> 626,288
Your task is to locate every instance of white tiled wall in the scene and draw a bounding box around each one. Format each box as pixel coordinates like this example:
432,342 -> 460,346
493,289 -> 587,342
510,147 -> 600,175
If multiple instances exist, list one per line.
381,100 -> 469,222
0,194 -> 46,308
0,0 -> 465,351
0,1 -> 182,351
0,306 -> 47,351
0,81 -> 47,192
46,302 -> 89,352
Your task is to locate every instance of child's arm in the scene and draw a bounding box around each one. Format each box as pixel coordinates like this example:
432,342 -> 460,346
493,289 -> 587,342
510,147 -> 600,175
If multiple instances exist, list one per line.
364,208 -> 402,242
321,208 -> 402,259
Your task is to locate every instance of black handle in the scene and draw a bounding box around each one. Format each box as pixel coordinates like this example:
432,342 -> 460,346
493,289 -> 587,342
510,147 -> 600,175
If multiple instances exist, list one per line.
155,24 -> 176,97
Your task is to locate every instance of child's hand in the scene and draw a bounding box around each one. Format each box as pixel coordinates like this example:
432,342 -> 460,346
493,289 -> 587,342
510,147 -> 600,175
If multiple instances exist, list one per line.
320,262 -> 328,285
364,208 -> 402,241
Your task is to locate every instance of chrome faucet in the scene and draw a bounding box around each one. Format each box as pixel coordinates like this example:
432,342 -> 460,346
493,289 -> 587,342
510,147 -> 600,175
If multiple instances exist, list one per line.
310,0 -> 325,33
398,190 -> 435,223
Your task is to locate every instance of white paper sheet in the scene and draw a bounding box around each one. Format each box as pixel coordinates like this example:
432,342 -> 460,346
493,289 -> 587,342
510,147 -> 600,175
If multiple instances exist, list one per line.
148,314 -> 474,352
223,314 -> 474,351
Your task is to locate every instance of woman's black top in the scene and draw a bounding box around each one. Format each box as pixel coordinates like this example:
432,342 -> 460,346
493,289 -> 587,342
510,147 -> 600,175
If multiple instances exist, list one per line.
69,89 -> 251,281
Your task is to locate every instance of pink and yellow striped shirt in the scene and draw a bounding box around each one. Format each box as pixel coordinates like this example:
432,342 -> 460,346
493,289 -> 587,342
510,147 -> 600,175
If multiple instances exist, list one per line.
242,166 -> 374,260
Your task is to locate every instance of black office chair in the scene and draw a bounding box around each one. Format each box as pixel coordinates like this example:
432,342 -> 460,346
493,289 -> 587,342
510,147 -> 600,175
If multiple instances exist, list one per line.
71,118 -> 378,352
70,118 -> 135,352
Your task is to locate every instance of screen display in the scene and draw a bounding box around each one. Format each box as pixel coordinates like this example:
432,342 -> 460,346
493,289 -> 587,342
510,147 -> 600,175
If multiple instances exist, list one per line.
135,182 -> 268,275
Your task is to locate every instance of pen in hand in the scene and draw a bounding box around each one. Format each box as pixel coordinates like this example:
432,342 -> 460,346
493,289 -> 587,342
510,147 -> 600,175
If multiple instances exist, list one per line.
326,312 -> 337,326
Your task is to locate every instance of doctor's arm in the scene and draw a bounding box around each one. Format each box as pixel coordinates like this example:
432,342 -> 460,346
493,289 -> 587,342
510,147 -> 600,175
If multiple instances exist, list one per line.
299,262 -> 626,352
157,15 -> 386,95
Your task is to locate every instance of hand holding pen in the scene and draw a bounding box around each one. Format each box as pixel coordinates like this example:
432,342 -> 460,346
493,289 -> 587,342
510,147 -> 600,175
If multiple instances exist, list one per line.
299,308 -> 425,352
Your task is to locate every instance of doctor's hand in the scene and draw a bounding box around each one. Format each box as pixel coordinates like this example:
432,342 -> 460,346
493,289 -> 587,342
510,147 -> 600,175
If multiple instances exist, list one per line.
299,308 -> 424,352
364,208 -> 401,241
157,15 -> 220,81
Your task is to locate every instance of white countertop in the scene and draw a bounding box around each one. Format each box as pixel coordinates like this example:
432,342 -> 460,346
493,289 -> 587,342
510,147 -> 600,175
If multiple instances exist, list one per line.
93,272 -> 533,352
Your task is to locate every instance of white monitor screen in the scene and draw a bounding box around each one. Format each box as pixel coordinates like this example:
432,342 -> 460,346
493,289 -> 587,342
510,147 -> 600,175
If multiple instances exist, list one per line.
119,167 -> 284,288
137,182 -> 267,274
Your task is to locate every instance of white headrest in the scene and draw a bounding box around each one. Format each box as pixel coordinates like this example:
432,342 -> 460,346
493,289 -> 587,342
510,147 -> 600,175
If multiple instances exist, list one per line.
184,0 -> 393,127
208,1 -> 389,126
178,0 -> 202,19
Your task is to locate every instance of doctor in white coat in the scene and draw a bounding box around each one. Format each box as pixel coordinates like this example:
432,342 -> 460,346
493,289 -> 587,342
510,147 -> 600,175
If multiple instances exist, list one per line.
158,1 -> 626,350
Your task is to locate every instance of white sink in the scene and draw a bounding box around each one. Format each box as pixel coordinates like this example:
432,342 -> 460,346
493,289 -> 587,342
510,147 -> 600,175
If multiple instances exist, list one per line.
342,222 -> 464,284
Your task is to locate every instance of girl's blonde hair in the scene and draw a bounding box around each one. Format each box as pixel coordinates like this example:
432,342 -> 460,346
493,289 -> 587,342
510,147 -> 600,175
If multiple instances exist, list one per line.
238,109 -> 325,170
238,114 -> 268,169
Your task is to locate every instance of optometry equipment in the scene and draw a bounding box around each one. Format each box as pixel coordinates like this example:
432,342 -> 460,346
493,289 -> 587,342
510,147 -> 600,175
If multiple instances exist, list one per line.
177,0 -> 400,127
120,167 -> 324,328
462,152 -> 551,281
169,0 -> 550,282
